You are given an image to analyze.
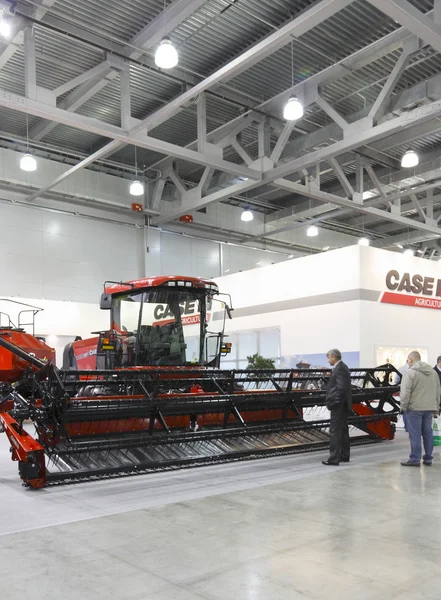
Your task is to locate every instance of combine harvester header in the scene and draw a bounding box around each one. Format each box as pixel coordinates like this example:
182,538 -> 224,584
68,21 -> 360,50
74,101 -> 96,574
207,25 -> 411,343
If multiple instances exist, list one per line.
0,278 -> 400,488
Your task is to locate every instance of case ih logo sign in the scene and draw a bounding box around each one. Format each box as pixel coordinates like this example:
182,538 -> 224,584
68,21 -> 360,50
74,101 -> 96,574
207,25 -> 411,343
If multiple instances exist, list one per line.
153,301 -> 210,326
381,270 -> 441,310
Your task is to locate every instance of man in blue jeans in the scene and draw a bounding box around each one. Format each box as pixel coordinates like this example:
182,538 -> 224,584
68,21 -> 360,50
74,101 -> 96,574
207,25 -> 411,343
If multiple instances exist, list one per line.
400,351 -> 441,467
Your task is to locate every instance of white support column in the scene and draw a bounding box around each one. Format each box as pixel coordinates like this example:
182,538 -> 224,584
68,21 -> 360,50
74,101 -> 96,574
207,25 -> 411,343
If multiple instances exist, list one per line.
258,119 -> 271,158
198,167 -> 215,194
270,121 -> 295,164
120,64 -> 132,130
427,189 -> 434,220
53,61 -> 112,98
169,168 -> 187,196
391,196 -> 401,215
219,243 -> 224,277
151,179 -> 166,211
231,139 -> 253,166
354,154 -> 364,203
31,76 -> 113,140
24,27 -> 37,100
365,163 -> 387,199
368,40 -> 416,121
196,93 -> 207,153
217,113 -> 258,149
328,157 -> 354,197
315,94 -> 348,130
410,194 -> 427,221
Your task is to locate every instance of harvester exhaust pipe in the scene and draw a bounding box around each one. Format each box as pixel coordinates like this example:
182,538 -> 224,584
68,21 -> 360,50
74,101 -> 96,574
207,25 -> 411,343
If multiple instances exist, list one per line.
0,334 -> 46,369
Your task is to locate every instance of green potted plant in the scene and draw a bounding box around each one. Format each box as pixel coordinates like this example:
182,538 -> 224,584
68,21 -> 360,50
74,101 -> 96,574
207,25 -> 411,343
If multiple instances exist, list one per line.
246,353 -> 276,388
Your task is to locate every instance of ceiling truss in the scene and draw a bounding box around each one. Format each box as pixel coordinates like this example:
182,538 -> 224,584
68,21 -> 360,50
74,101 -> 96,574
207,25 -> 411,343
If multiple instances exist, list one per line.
0,0 -> 440,255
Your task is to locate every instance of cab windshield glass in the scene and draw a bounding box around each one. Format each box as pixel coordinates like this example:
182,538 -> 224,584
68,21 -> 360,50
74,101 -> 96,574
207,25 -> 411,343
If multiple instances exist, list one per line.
115,288 -> 223,366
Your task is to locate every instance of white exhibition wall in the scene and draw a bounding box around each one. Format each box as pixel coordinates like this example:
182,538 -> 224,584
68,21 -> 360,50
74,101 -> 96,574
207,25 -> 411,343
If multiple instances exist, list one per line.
216,245 -> 441,369
0,202 -> 286,303
215,246 -> 361,368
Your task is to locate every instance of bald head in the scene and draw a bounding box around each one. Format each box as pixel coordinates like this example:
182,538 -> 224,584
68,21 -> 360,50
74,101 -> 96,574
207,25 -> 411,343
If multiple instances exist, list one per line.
407,351 -> 421,366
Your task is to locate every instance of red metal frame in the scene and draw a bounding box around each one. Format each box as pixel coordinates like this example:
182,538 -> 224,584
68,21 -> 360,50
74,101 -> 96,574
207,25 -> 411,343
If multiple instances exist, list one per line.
0,412 -> 46,488
0,330 -> 55,383
105,275 -> 218,296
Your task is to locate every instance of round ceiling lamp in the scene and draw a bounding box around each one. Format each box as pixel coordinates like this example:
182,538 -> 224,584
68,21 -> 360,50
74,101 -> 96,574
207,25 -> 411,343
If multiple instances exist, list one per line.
241,209 -> 253,222
20,153 -> 37,172
155,38 -> 178,69
401,150 -> 419,168
129,180 -> 144,196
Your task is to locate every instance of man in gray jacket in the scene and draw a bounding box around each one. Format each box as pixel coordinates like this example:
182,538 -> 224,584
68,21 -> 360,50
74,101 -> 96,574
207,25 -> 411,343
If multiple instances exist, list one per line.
400,351 -> 441,467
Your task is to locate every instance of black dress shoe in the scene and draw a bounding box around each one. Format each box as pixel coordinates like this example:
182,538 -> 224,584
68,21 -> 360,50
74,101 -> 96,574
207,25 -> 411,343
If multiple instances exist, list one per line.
340,459 -> 350,463
322,460 -> 339,466
400,460 -> 420,467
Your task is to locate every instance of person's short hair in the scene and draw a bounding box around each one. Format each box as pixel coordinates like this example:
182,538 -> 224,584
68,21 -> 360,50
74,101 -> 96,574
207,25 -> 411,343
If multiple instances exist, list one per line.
326,348 -> 342,361
437,356 -> 441,363
408,351 -> 421,362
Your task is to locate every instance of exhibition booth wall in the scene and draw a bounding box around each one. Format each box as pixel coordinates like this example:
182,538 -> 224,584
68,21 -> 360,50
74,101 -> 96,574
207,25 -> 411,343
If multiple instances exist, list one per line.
215,245 -> 441,370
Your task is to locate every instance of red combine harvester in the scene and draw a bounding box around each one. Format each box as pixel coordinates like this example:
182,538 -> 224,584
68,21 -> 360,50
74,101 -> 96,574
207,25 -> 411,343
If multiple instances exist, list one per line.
0,277 -> 400,489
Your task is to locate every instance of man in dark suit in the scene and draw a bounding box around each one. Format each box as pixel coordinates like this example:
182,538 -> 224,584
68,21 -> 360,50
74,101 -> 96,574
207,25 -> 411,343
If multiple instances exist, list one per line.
322,349 -> 352,466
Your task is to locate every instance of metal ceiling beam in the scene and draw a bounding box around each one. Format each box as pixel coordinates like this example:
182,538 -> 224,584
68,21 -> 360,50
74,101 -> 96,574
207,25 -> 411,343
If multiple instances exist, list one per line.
52,61 -> 113,98
279,65 -> 441,163
129,0 -> 207,51
366,0 -> 441,54
328,157 -> 354,198
266,98 -> 441,182
375,229 -> 440,248
153,97 -> 441,224
274,179 -> 441,237
253,178 -> 441,244
30,0 -> 207,141
270,121 -> 296,164
133,0 -> 356,132
147,23 -> 425,177
315,95 -> 348,130
0,88 -> 260,193
0,1 -> 56,70
25,0 -> 356,202
368,40 -> 414,121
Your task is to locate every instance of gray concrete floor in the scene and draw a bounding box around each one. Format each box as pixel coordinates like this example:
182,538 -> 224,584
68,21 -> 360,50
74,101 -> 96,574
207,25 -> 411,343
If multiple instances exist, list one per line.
1,432 -> 440,599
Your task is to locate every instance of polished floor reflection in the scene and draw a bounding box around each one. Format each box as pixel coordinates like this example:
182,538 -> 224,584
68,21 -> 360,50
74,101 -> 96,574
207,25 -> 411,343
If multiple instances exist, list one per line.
0,434 -> 439,599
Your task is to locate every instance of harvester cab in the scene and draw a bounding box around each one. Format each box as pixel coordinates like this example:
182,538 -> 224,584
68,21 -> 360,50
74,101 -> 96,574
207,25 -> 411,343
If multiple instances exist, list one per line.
63,276 -> 232,371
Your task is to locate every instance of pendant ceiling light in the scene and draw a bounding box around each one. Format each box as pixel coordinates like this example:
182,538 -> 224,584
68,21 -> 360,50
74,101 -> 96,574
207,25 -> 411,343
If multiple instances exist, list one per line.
155,38 -> 178,69
154,2 -> 178,69
306,225 -> 318,237
283,97 -> 304,121
241,208 -> 253,222
358,237 -> 370,247
20,153 -> 37,172
20,113 -> 37,172
130,180 -> 144,196
283,38 -> 303,121
401,150 -> 419,168
403,248 -> 414,257
130,145 -> 144,196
